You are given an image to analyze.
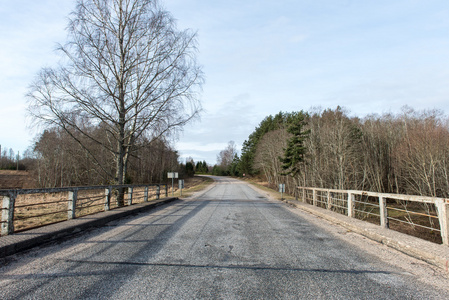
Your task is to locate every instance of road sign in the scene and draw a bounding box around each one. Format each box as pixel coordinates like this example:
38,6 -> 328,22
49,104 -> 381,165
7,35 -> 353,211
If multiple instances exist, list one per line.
279,184 -> 285,193
167,172 -> 178,179
279,184 -> 285,200
179,179 -> 185,196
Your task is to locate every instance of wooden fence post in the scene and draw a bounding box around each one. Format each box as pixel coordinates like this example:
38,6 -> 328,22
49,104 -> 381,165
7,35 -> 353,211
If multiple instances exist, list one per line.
104,187 -> 111,211
303,188 -> 306,203
68,190 -> 77,220
127,187 -> 133,206
327,190 -> 331,210
1,193 -> 16,235
156,185 -> 160,200
348,192 -> 354,218
312,189 -> 317,206
144,186 -> 149,202
435,199 -> 449,245
165,185 -> 168,197
379,196 -> 389,229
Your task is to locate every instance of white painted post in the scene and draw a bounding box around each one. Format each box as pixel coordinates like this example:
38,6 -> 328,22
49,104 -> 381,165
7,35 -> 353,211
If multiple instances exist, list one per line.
104,187 -> 111,211
435,199 -> 449,245
144,186 -> 149,202
327,190 -> 331,210
379,196 -> 389,228
348,192 -> 354,218
156,185 -> 160,200
127,187 -> 133,205
1,194 -> 16,235
68,190 -> 77,220
312,189 -> 317,206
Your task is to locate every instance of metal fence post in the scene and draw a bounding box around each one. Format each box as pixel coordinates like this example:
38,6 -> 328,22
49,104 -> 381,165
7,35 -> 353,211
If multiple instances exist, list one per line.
379,196 -> 389,229
144,186 -> 149,202
156,185 -> 160,200
165,185 -> 168,197
104,187 -> 111,211
435,199 -> 449,245
312,189 -> 317,206
348,192 -> 354,218
127,187 -> 133,206
68,190 -> 77,220
1,193 -> 16,235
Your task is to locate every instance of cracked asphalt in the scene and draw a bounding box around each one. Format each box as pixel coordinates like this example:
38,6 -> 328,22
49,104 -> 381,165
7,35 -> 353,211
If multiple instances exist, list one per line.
0,176 -> 448,299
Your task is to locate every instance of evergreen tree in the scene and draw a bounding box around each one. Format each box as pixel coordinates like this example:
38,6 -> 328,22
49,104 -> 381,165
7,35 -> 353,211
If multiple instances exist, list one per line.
279,111 -> 310,177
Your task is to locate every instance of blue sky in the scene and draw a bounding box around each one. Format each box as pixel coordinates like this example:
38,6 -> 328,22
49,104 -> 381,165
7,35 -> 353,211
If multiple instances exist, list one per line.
1,0 -> 449,164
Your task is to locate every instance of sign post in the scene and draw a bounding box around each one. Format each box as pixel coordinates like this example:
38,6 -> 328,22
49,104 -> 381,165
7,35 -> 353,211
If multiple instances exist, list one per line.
167,172 -> 178,196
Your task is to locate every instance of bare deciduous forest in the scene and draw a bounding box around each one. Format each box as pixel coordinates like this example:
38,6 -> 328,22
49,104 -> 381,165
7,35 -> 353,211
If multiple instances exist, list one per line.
1,126 -> 181,188
237,106 -> 449,199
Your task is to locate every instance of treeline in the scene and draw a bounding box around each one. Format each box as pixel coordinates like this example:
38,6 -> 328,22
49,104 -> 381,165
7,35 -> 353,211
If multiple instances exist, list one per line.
234,106 -> 449,198
6,125 -> 192,188
0,146 -> 32,170
212,141 -> 240,176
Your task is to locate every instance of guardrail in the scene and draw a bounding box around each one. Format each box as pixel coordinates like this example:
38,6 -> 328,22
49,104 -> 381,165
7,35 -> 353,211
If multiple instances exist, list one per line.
0,184 -> 169,236
296,187 -> 449,246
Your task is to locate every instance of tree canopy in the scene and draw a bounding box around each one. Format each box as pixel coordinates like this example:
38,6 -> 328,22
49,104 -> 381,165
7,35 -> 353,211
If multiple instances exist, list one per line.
28,0 -> 203,192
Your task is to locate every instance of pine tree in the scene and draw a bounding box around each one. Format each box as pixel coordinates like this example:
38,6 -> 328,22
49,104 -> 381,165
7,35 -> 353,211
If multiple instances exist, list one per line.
279,111 -> 310,177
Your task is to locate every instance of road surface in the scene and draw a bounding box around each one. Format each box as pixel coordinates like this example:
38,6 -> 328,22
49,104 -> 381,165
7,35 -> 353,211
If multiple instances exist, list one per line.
0,176 -> 448,299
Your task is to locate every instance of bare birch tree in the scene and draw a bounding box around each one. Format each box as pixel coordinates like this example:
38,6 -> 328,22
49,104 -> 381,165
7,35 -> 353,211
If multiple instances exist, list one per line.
27,0 -> 203,202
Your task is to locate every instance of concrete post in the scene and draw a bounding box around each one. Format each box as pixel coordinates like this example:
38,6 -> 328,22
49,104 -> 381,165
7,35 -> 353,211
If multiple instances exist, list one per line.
156,185 -> 160,200
435,199 -> 449,245
379,196 -> 389,229
144,186 -> 149,202
348,192 -> 354,218
312,189 -> 317,206
68,190 -> 77,220
1,194 -> 16,235
104,187 -> 111,211
127,187 -> 133,206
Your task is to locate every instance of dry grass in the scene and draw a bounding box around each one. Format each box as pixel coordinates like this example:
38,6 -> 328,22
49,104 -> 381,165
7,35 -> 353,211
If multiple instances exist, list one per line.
167,176 -> 214,198
241,177 -> 296,201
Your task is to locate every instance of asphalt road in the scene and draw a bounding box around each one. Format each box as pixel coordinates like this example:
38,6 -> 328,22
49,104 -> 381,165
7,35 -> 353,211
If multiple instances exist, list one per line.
0,176 -> 447,299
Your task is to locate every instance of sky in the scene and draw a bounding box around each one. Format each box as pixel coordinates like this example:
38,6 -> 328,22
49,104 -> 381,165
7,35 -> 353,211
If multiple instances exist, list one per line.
1,0 -> 449,165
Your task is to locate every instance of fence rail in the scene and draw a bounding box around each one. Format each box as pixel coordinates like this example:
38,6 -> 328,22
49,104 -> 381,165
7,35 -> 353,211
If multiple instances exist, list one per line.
296,187 -> 449,246
0,183 -> 169,236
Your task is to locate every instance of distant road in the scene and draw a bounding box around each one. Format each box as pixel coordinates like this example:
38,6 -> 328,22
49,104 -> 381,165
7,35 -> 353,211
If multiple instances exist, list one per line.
0,176 -> 447,299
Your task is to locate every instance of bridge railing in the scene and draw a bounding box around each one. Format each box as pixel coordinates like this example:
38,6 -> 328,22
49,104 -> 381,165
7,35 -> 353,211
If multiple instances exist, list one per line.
0,183 -> 169,236
296,187 -> 449,246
